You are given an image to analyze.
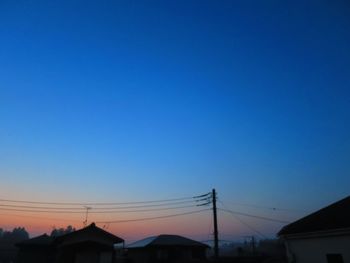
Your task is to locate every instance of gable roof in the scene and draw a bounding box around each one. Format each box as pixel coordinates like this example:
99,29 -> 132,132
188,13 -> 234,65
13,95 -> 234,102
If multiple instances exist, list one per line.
16,234 -> 54,247
128,234 -> 209,248
54,223 -> 124,247
16,223 -> 124,250
278,196 -> 350,236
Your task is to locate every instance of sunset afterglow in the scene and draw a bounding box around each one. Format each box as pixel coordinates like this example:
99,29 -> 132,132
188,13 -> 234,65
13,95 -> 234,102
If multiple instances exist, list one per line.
1,1 -> 349,247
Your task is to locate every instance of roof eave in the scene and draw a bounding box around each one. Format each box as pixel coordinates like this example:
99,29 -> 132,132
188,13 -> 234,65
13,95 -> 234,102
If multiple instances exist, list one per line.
279,227 -> 350,240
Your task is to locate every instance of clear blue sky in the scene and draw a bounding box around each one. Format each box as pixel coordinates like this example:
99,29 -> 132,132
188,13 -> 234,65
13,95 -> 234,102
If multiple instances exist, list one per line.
0,1 -> 349,238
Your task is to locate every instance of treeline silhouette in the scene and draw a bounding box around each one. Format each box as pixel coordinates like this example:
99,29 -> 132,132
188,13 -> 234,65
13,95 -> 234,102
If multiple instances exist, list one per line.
0,226 -> 75,263
0,228 -> 29,243
0,227 -> 29,263
50,225 -> 75,237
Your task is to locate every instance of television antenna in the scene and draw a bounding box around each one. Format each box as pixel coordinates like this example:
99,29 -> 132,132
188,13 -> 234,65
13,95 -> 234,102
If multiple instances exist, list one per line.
83,206 -> 92,227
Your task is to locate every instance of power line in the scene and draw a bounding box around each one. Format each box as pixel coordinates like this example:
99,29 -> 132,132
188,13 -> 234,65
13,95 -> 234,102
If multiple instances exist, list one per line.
102,205 -> 204,213
219,208 -> 290,224
0,203 -> 208,214
0,200 -> 201,211
0,192 -> 212,231
0,193 -> 211,215
0,204 -> 87,210
2,206 -> 207,223
224,210 -> 267,239
221,200 -> 306,213
0,212 -> 82,223
95,205 -> 203,213
0,207 -> 88,214
194,193 -> 211,198
218,201 -> 267,239
0,194 -> 208,206
96,209 -> 210,224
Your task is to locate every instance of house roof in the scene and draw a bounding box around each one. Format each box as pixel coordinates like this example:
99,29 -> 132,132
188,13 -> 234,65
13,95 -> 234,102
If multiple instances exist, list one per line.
127,234 -> 209,248
278,195 -> 350,236
54,223 -> 124,247
17,223 -> 124,249
16,234 -> 54,247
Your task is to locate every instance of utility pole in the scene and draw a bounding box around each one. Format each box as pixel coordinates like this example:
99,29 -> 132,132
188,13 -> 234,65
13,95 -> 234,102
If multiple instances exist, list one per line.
212,188 -> 219,259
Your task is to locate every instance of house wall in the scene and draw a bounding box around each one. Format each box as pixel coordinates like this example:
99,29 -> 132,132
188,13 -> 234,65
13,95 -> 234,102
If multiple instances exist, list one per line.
127,249 -> 150,263
100,251 -> 113,263
74,249 -> 113,263
55,246 -> 113,263
128,247 -> 207,263
75,250 -> 99,263
17,247 -> 52,263
285,235 -> 350,263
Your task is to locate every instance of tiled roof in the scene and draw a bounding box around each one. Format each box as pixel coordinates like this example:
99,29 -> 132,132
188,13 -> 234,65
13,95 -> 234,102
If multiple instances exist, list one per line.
278,196 -> 350,236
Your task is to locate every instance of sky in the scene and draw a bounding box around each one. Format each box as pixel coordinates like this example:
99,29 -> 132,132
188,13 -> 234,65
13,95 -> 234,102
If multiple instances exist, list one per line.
0,0 -> 350,242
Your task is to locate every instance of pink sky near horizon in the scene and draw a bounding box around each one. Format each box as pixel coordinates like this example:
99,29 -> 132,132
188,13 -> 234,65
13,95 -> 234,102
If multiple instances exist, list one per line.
0,183 -> 299,242
0,207 -> 287,243
1,0 -> 350,250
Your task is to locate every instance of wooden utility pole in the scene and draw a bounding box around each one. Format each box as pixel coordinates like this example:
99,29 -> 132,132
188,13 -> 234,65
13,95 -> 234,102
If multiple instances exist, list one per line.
212,188 -> 219,259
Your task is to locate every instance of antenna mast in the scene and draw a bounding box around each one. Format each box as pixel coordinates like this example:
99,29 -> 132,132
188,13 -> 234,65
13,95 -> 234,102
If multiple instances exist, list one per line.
83,206 -> 91,227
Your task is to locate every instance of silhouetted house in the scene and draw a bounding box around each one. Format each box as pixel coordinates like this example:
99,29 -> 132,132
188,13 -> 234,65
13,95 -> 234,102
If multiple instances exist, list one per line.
127,234 -> 209,263
278,196 -> 350,263
16,234 -> 55,263
16,223 -> 124,263
54,223 -> 124,263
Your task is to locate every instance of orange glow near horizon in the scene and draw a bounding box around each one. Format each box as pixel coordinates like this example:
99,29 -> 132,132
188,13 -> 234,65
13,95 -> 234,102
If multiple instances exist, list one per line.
0,211 -> 210,237
0,209 -> 250,242
0,191 -> 281,242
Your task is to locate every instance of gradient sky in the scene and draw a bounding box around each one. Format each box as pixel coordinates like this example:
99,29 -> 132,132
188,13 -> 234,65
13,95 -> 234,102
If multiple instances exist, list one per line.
1,1 -> 350,242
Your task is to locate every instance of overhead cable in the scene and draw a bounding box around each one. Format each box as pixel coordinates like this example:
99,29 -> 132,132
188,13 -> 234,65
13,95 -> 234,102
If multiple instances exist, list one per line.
219,208 -> 290,224
0,200 -> 200,211
218,201 -> 267,239
0,204 -> 206,214
0,194 -> 207,206
96,209 -> 210,224
221,200 -> 306,213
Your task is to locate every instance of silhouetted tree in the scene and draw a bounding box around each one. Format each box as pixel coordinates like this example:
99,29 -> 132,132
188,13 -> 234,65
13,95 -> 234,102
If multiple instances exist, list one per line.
12,227 -> 29,240
0,227 -> 29,263
50,225 -> 75,237
0,227 -> 29,243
